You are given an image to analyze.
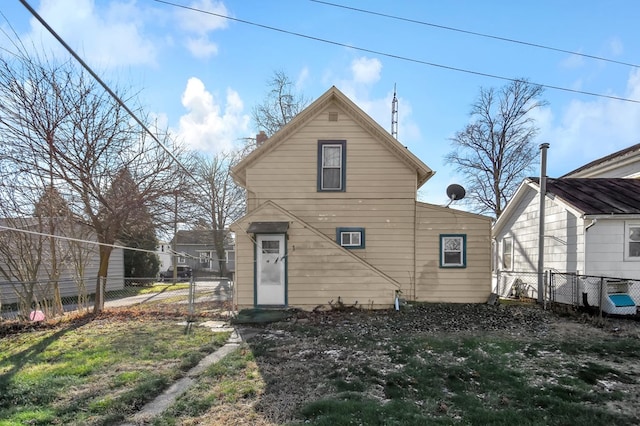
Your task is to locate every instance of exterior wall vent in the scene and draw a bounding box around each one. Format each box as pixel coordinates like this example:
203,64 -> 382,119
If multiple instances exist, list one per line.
328,112 -> 338,122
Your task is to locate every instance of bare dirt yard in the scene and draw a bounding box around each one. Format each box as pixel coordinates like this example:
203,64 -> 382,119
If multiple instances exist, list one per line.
226,303 -> 640,425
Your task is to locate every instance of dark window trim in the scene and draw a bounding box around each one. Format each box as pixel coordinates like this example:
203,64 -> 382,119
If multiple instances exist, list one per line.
317,140 -> 346,192
336,227 -> 365,249
439,234 -> 466,268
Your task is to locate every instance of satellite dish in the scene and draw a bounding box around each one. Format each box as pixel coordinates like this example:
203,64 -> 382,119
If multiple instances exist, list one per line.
445,184 -> 466,207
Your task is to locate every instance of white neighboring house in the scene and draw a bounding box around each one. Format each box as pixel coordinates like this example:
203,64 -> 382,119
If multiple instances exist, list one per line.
0,218 -> 125,307
493,143 -> 640,305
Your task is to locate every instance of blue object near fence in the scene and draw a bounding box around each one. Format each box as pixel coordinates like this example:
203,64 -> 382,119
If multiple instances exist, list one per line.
609,293 -> 636,307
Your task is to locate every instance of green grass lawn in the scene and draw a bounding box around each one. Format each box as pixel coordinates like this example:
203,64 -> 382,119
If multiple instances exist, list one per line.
0,313 -> 229,426
3,307 -> 640,426
153,311 -> 640,426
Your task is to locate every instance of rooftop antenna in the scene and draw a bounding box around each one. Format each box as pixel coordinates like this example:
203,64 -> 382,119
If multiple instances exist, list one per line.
391,84 -> 398,139
445,184 -> 466,207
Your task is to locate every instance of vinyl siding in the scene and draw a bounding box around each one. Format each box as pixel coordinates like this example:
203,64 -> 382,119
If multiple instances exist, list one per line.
415,203 -> 492,302
246,106 -> 418,205
244,106 -> 420,289
233,94 -> 492,308
585,220 -> 640,279
0,247 -> 124,305
231,203 -> 400,310
493,185 -> 586,299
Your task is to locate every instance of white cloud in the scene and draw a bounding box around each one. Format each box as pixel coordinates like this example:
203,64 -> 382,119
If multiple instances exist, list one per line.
175,0 -> 228,59
185,35 -> 219,58
609,37 -> 624,56
539,68 -> 640,176
29,0 -> 159,68
176,0 -> 229,34
176,77 -> 250,154
351,57 -> 382,85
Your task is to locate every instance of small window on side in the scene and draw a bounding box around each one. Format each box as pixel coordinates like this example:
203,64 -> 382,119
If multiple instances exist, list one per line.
336,227 -> 365,249
440,234 -> 466,268
502,237 -> 513,270
625,223 -> 640,260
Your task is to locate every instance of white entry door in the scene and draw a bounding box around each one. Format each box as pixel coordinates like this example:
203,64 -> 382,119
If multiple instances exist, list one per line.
256,234 -> 286,305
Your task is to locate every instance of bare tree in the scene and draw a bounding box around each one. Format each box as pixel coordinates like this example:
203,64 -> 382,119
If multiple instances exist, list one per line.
190,146 -> 248,276
0,42 -> 177,312
445,79 -> 547,218
252,70 -> 309,137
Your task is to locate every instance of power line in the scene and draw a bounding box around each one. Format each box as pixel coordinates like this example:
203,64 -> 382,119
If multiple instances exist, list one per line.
0,224 -> 159,255
153,0 -> 640,104
312,0 -> 640,69
18,0 -> 208,195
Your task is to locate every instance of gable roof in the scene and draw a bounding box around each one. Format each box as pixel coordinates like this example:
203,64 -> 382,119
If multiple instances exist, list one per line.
562,143 -> 640,178
231,86 -> 434,188
530,177 -> 640,215
493,177 -> 640,237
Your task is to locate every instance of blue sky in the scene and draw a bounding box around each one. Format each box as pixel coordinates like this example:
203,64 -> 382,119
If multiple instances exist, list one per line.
2,0 -> 640,205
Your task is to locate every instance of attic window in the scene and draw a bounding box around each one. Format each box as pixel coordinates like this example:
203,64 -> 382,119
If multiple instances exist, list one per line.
328,112 -> 338,122
318,140 -> 346,192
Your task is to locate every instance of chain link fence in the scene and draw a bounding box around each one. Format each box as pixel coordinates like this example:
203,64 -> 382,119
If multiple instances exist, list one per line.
1,275 -> 233,322
549,272 -> 640,316
494,270 -> 541,300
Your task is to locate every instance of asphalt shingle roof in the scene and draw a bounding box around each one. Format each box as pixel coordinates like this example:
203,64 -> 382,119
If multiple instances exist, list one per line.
530,177 -> 640,215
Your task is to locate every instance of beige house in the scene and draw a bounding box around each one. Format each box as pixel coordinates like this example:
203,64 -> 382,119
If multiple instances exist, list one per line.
230,86 -> 492,310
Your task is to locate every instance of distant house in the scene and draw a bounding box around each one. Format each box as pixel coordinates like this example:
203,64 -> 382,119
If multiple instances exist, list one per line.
156,241 -> 172,272
0,218 -> 124,308
170,230 -> 234,278
230,86 -> 492,310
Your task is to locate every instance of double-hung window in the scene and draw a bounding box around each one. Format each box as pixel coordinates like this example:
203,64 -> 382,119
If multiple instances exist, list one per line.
625,222 -> 640,260
440,234 -> 466,268
318,140 -> 346,191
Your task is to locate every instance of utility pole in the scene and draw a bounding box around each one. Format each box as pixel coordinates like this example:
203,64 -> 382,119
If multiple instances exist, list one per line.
537,143 -> 549,304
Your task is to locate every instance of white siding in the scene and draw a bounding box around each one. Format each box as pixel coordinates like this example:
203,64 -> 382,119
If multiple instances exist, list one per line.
585,220 -> 640,279
493,186 -> 586,299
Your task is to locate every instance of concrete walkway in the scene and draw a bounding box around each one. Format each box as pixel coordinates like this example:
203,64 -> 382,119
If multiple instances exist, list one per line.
120,322 -> 243,426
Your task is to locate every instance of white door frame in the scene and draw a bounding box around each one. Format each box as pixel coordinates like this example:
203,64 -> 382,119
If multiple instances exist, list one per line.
255,234 -> 287,306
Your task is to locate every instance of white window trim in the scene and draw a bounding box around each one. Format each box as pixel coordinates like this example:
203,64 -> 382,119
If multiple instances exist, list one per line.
625,222 -> 640,261
440,234 -> 466,268
341,231 -> 361,247
225,250 -> 235,262
322,144 -> 342,190
199,252 -> 209,264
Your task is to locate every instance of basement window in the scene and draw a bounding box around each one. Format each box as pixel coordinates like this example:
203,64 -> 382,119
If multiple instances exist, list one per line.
440,234 -> 466,268
337,227 -> 365,249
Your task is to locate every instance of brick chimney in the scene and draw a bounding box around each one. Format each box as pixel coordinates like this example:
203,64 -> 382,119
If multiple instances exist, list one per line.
256,131 -> 268,147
